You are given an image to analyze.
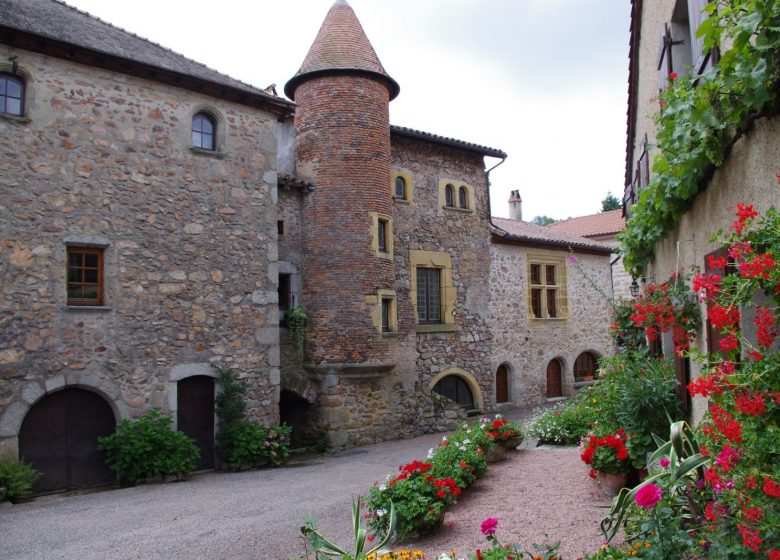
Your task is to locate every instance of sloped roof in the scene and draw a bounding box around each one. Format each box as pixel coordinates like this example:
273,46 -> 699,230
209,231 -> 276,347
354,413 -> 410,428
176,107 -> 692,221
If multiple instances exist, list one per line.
547,209 -> 626,238
285,0 -> 399,100
491,217 -> 613,254
391,125 -> 507,158
0,0 -> 292,114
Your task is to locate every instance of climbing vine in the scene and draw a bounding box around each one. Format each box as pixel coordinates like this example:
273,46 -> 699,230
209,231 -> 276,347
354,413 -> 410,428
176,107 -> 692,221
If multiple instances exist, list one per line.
619,0 -> 780,277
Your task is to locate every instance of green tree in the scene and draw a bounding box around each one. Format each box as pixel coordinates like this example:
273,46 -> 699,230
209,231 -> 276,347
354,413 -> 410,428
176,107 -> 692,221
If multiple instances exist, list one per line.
531,215 -> 555,226
601,192 -> 621,211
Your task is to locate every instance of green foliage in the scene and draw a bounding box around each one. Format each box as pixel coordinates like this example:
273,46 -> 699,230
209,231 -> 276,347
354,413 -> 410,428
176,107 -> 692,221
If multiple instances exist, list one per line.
214,364 -> 292,469
301,499 -> 397,560
214,364 -> 248,461
531,215 -> 555,226
285,305 -> 308,363
97,411 -> 199,487
601,191 -> 622,212
0,458 -> 40,502
620,0 -> 780,276
524,397 -> 596,445
610,299 -> 647,350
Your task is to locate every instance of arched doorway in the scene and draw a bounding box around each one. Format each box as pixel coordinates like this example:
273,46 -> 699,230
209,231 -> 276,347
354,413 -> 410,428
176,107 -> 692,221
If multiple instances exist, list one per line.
279,390 -> 318,449
177,376 -> 215,470
546,359 -> 563,398
495,365 -> 510,403
574,352 -> 599,381
433,375 -> 475,410
19,388 -> 116,493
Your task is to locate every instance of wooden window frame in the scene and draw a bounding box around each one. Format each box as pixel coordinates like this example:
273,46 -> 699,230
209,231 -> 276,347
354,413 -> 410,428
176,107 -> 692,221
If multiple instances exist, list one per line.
66,247 -> 104,306
0,73 -> 24,116
416,267 -> 442,324
192,112 -> 216,151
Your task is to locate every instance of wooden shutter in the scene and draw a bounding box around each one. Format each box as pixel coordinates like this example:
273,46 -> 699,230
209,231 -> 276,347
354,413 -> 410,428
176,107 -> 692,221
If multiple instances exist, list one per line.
657,24 -> 674,90
687,0 -> 710,74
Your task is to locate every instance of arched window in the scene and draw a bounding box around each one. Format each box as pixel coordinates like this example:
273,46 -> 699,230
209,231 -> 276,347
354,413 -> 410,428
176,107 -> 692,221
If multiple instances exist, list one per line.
192,112 -> 216,150
433,375 -> 474,410
458,186 -> 468,209
0,73 -> 24,116
445,184 -> 454,207
574,352 -> 598,381
395,176 -> 406,200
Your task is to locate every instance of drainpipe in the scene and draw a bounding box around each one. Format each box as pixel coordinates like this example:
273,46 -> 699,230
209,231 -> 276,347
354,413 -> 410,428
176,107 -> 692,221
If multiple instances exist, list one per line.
485,156 -> 507,228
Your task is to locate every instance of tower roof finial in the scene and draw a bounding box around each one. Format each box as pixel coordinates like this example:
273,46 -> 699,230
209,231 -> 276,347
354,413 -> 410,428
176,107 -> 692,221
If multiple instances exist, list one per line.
284,1 -> 399,100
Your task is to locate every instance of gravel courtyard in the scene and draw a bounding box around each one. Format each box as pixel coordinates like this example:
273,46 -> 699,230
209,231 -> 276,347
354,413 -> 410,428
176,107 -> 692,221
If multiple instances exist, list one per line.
0,413 -> 610,560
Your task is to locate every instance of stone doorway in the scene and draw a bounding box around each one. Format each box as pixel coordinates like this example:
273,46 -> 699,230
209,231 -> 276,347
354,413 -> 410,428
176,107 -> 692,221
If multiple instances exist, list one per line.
279,390 -> 319,449
19,388 -> 116,494
177,376 -> 215,470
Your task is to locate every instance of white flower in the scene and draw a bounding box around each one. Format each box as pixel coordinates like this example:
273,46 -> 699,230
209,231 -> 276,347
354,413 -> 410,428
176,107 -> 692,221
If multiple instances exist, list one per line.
427,448 -> 434,459
379,484 -> 387,492
442,435 -> 448,441
463,439 -> 471,445
376,509 -> 387,517
495,414 -> 502,419
466,429 -> 472,434
386,474 -> 393,481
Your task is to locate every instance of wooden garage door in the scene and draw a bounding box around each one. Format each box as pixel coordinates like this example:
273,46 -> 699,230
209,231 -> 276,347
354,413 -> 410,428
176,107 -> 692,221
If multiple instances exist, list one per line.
19,388 -> 116,494
177,376 -> 215,470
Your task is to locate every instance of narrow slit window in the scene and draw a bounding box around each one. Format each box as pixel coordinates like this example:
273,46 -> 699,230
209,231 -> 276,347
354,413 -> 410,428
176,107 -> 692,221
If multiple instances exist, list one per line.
458,186 -> 468,209
378,219 -> 388,252
395,176 -> 406,200
445,185 -> 454,207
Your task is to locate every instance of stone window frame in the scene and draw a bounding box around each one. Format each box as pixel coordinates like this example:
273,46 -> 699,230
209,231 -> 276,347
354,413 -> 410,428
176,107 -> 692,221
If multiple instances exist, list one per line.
370,212 -> 393,260
427,367 -> 484,412
0,61 -> 34,124
438,179 -> 474,214
409,250 -> 457,333
527,252 -> 568,321
392,170 -> 414,204
62,235 -> 112,310
187,105 -> 226,158
369,289 -> 398,336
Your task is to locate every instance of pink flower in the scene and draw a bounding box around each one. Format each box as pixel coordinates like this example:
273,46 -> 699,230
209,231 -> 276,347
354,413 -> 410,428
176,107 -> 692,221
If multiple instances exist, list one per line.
659,457 -> 671,468
568,254 -> 578,264
480,517 -> 499,536
635,483 -> 663,509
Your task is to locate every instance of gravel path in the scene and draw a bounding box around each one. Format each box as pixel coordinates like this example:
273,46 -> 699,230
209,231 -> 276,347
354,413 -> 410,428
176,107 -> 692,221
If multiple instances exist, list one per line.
0,409 -> 610,560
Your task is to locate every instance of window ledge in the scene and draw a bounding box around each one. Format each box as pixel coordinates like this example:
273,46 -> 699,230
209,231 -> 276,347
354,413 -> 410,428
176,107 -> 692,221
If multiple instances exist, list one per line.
64,305 -> 113,312
0,113 -> 31,125
442,206 -> 474,213
416,323 -> 458,333
574,379 -> 600,389
393,198 -> 412,205
376,251 -> 393,261
189,146 -> 225,159
530,317 -> 568,322
381,331 -> 399,338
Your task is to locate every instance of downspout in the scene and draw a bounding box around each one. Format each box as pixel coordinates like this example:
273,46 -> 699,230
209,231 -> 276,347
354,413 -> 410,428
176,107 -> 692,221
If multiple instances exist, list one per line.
485,156 -> 508,228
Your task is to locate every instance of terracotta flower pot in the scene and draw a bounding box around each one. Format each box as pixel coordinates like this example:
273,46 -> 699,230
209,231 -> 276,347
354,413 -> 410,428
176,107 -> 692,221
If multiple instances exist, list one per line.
501,436 -> 523,450
596,470 -> 628,497
485,443 -> 507,463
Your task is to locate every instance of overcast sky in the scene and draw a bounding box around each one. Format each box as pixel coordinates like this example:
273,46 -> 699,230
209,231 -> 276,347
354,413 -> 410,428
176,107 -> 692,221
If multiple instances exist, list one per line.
64,0 -> 631,220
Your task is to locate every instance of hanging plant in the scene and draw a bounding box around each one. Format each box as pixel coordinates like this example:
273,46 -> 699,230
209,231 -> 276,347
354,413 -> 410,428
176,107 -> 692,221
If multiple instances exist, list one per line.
285,306 -> 308,363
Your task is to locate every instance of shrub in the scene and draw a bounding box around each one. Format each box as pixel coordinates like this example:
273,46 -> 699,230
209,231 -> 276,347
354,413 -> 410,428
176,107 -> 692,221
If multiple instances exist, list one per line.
221,421 -> 292,470
214,364 -> 248,461
524,395 -> 596,445
97,411 -> 199,487
0,459 -> 40,502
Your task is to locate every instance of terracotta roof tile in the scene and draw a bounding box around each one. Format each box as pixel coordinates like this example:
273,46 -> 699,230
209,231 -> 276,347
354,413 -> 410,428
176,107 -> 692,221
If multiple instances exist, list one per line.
491,217 -> 613,254
391,125 -> 506,158
284,1 -> 399,99
547,209 -> 626,238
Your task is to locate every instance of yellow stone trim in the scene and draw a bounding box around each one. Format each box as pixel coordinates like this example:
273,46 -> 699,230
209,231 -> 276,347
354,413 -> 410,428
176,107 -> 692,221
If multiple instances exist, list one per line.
409,249 -> 455,328
438,179 -> 474,214
391,170 -> 414,204
368,289 -> 398,334
428,367 -> 484,411
369,212 -> 394,260
527,251 -> 568,321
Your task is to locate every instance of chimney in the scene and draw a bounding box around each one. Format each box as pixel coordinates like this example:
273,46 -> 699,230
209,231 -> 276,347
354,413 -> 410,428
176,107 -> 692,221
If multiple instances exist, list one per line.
508,190 -> 522,221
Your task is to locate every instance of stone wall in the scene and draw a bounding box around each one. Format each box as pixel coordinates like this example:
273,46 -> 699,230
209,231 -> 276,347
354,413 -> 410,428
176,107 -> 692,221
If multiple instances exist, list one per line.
0,47 -> 281,456
488,243 -> 614,408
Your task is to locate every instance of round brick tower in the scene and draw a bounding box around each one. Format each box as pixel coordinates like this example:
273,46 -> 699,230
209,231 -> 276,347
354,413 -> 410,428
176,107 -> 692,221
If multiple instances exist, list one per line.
285,0 -> 400,367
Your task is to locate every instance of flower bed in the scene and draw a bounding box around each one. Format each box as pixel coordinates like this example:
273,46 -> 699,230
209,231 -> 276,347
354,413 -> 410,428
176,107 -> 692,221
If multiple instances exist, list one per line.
365,416 -> 522,541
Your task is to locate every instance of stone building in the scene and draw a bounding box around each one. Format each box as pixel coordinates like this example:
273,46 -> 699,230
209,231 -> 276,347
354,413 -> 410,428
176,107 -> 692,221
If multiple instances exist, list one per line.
624,0 -> 780,422
547,209 -> 632,300
0,0 -> 616,492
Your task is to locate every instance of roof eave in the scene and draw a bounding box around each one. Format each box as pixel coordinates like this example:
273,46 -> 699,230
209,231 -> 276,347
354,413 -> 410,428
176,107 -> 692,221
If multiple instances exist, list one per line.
490,231 -> 614,256
391,126 -> 507,159
284,67 -> 400,101
0,26 -> 294,117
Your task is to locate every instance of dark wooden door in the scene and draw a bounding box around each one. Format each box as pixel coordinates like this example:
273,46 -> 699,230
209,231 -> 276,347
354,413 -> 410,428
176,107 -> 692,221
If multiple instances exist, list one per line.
177,376 -> 215,470
495,365 -> 509,403
19,389 -> 116,494
546,359 -> 562,398
675,355 -> 691,418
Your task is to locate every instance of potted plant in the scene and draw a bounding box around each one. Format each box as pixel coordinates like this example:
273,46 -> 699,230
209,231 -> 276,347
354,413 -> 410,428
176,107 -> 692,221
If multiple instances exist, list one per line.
580,429 -> 632,496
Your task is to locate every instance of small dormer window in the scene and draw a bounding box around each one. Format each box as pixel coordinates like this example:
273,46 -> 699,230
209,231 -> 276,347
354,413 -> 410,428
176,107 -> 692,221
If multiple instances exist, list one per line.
458,186 -> 468,209
192,112 -> 216,150
0,73 -> 24,116
445,184 -> 454,207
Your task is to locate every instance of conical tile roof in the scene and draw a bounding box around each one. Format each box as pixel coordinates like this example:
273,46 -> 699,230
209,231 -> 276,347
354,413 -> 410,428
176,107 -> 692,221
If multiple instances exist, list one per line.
284,0 -> 399,100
